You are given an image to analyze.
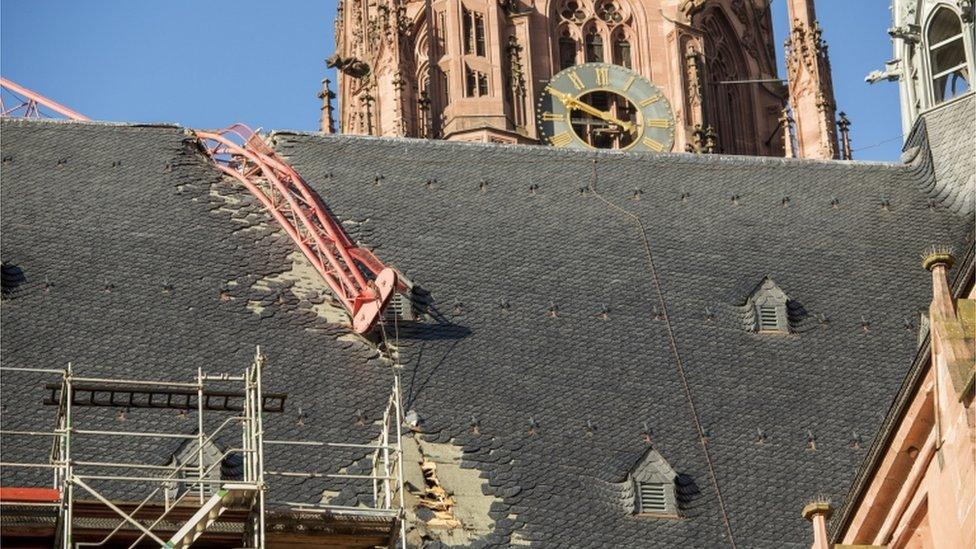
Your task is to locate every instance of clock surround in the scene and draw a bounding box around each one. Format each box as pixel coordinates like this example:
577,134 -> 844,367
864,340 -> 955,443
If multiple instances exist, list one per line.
536,62 -> 676,153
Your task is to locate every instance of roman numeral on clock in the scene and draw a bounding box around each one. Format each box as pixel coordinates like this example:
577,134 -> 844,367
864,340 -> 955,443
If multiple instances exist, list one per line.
550,132 -> 573,147
645,118 -> 671,128
642,137 -> 665,152
595,67 -> 609,86
541,112 -> 561,121
567,71 -> 585,90
638,95 -> 663,107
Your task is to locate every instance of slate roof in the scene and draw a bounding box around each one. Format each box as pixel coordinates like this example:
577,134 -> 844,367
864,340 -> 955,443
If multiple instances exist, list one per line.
1,107 -> 972,548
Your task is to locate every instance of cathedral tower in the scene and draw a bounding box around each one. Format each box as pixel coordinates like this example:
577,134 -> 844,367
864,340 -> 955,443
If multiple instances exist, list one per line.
328,0 -> 837,157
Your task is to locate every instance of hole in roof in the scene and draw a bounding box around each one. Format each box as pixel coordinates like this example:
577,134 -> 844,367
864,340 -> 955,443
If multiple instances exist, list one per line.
1,262 -> 26,299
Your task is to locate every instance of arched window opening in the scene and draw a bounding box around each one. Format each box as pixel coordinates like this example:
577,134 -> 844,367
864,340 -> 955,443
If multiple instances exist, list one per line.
552,0 -> 636,73
465,66 -> 489,97
700,8 -> 755,155
559,31 -> 578,69
463,8 -> 486,56
417,72 -> 432,138
927,7 -> 970,103
612,32 -> 631,68
585,28 -> 604,62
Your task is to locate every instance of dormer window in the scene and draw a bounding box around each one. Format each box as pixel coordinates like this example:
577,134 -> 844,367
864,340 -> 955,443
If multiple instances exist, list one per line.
628,449 -> 679,518
746,277 -> 790,334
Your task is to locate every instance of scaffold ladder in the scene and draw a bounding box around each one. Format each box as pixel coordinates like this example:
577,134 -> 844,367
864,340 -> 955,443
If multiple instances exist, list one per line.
168,483 -> 258,549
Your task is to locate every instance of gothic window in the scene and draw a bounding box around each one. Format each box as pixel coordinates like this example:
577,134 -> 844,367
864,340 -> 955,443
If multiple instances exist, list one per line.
439,68 -> 450,105
463,9 -> 487,56
436,11 -> 446,54
475,14 -> 486,56
926,7 -> 971,104
553,0 -> 635,72
465,66 -> 489,97
466,66 -> 476,96
559,31 -> 578,69
417,72 -> 432,138
478,71 -> 489,96
585,27 -> 604,62
597,0 -> 624,24
559,0 -> 587,24
700,8 -> 756,154
612,30 -> 631,68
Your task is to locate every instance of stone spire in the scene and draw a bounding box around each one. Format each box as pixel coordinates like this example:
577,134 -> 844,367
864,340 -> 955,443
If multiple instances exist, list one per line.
837,111 -> 852,160
318,78 -> 336,134
784,0 -> 840,159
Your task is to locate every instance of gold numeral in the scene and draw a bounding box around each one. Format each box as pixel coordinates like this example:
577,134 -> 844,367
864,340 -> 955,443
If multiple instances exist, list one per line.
642,137 -> 665,152
623,75 -> 636,91
638,95 -> 663,107
542,112 -> 561,121
567,71 -> 585,90
550,132 -> 573,147
595,67 -> 609,86
645,118 -> 671,128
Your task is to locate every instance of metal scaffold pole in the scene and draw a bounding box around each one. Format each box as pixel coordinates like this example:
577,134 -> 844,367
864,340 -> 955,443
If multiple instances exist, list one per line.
1,345 -> 407,549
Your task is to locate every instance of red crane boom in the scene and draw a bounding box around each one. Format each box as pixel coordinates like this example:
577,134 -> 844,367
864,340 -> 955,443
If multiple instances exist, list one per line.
1,78 -> 398,334
196,125 -> 398,334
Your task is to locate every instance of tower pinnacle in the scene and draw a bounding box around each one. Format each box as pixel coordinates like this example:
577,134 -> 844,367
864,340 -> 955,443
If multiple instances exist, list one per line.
784,0 -> 840,159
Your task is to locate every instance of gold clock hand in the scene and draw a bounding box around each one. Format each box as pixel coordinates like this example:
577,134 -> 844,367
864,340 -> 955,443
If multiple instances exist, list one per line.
571,99 -> 634,134
549,88 -> 634,133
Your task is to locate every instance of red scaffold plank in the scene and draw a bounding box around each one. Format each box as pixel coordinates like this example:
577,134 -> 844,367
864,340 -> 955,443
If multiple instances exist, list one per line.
0,487 -> 61,503
196,125 -> 398,334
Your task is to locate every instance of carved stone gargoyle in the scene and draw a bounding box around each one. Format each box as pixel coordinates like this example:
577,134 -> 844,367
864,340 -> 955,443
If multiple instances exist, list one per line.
326,53 -> 371,79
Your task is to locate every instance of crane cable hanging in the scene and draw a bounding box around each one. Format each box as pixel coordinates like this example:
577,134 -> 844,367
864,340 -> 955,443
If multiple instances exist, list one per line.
587,159 -> 738,548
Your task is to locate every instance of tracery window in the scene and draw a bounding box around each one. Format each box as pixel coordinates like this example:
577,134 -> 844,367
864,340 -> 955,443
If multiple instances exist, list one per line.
463,8 -> 486,56
926,7 -> 971,104
585,27 -> 604,62
553,0 -> 636,71
700,8 -> 755,154
465,66 -> 489,97
611,29 -> 631,68
559,30 -> 578,70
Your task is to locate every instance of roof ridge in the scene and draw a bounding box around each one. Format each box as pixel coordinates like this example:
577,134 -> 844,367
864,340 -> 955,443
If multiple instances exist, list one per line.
269,129 -> 906,170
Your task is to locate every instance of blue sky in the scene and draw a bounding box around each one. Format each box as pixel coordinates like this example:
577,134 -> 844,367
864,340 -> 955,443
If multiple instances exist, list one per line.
1,1 -> 903,160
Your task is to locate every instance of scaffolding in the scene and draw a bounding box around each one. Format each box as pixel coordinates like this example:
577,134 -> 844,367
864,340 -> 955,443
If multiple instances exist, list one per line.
0,347 -> 407,548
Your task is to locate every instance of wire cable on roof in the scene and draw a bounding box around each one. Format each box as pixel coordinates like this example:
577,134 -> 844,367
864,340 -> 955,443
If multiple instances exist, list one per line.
587,159 -> 738,548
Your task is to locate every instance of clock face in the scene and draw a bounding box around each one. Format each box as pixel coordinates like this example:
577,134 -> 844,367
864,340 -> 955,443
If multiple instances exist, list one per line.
537,62 -> 675,153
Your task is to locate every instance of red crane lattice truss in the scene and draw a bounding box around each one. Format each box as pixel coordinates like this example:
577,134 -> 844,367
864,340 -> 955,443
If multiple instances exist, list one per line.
1,78 -> 398,334
0,78 -> 90,121
197,125 -> 398,333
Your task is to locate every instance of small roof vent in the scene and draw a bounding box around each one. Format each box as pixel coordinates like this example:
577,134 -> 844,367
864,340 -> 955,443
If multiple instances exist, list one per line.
637,481 -> 669,515
628,448 -> 679,517
745,277 -> 791,334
